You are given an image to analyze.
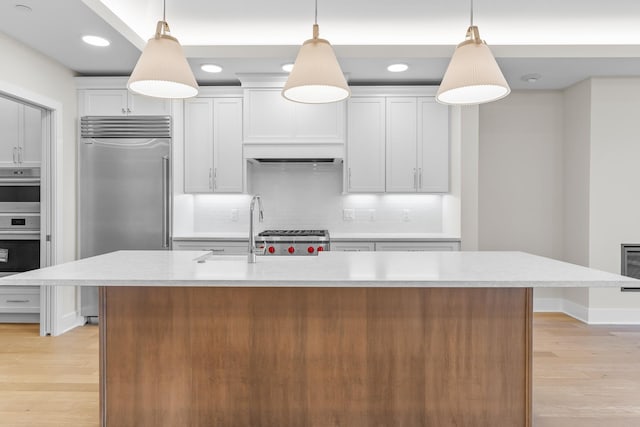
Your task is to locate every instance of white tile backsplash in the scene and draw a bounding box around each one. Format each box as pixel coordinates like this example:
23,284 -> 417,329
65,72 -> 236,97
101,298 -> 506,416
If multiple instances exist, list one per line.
180,162 -> 445,235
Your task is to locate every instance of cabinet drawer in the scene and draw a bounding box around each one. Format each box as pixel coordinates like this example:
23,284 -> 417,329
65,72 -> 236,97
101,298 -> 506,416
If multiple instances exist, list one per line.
0,286 -> 40,313
331,241 -> 375,252
375,241 -> 460,251
172,240 -> 248,255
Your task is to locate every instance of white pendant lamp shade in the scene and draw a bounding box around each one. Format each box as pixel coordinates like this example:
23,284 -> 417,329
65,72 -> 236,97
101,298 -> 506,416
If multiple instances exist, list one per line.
127,21 -> 198,99
282,24 -> 350,104
436,26 -> 510,105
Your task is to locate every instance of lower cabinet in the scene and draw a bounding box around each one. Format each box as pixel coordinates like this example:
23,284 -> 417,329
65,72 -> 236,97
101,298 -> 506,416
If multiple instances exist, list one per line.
375,241 -> 460,251
172,239 -> 248,255
0,286 -> 40,323
331,241 -> 376,252
332,240 -> 460,251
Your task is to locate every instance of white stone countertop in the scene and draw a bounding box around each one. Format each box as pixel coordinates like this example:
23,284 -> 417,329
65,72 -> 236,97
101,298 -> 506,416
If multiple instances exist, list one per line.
173,232 -> 461,242
0,250 -> 636,288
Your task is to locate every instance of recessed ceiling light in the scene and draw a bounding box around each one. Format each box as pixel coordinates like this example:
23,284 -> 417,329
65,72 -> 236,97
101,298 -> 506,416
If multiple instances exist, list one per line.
82,35 -> 110,47
14,4 -> 32,13
387,63 -> 409,73
282,63 -> 295,73
201,64 -> 223,73
521,73 -> 541,84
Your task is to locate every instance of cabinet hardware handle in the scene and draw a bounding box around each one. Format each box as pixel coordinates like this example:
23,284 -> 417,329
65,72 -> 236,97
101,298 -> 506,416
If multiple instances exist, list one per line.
127,108 -> 131,114
208,248 -> 225,252
121,108 -> 126,114
7,299 -> 30,303
348,167 -> 352,189
418,168 -> 423,190
18,147 -> 23,164
213,168 -> 217,190
208,168 -> 213,190
12,147 -> 17,164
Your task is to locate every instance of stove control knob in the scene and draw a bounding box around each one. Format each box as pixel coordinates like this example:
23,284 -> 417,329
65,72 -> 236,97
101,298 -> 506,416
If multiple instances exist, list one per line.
268,246 -> 275,254
307,246 -> 314,254
288,246 -> 295,254
317,246 -> 324,252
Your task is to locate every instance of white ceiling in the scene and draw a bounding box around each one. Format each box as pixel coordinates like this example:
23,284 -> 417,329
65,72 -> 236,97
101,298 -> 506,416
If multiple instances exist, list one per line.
2,0 -> 640,89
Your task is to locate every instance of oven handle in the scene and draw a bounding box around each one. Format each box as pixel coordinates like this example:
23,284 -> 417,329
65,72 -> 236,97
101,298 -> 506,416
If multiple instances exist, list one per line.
0,178 -> 41,185
0,231 -> 40,239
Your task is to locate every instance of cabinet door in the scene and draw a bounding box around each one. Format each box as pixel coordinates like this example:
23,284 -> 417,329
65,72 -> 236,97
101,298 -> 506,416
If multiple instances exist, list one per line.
0,96 -> 20,165
243,89 -> 294,142
128,93 -> 172,116
385,97 -> 418,192
21,104 -> 42,165
172,240 -> 248,254
375,241 -> 460,251
184,98 -> 214,193
243,88 -> 345,143
418,98 -> 449,193
80,90 -> 128,115
294,100 -> 346,143
346,98 -> 385,192
331,241 -> 375,251
213,98 -> 243,192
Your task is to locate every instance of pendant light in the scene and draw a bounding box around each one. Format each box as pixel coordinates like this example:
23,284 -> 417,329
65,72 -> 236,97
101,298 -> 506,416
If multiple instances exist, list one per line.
436,0 -> 510,105
282,0 -> 350,104
127,0 -> 198,99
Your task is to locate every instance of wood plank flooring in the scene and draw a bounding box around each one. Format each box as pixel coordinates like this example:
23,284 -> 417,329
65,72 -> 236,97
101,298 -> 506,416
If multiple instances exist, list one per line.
0,313 -> 638,427
533,313 -> 640,427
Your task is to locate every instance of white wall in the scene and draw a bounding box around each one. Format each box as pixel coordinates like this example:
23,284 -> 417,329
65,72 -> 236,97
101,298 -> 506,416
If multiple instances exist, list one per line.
562,79 -> 591,316
587,78 -> 640,322
478,91 -> 565,310
0,33 -> 79,328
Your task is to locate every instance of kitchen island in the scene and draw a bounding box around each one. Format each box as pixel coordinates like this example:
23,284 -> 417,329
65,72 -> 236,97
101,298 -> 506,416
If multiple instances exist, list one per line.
2,250 -> 636,427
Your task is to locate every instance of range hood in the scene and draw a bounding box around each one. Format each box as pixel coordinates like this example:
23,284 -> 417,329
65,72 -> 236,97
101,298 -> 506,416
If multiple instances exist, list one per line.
250,158 -> 342,164
243,141 -> 344,163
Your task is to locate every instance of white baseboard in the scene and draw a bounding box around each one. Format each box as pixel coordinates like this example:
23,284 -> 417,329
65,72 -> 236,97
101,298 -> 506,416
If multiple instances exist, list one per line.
533,297 -> 563,312
561,299 -> 589,323
586,308 -> 640,325
53,311 -> 86,336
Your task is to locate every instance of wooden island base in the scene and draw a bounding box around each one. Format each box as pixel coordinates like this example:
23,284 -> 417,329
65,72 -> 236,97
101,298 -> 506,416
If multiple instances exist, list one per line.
100,287 -> 532,427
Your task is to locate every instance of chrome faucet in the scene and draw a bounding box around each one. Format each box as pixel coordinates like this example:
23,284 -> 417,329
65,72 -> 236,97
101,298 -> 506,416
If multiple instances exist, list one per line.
248,195 -> 264,263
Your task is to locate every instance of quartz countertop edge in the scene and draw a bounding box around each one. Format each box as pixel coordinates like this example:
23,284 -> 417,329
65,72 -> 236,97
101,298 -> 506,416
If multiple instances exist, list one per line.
0,250 -> 635,288
173,233 -> 461,242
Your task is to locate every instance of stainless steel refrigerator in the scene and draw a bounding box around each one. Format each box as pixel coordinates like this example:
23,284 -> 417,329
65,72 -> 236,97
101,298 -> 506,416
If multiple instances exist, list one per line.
79,116 -> 172,318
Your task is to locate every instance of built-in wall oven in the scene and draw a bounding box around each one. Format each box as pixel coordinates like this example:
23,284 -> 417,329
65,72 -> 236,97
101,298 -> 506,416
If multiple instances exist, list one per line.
0,168 -> 41,277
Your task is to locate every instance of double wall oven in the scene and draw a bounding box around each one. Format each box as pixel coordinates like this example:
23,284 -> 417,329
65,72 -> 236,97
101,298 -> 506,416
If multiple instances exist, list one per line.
0,168 -> 41,277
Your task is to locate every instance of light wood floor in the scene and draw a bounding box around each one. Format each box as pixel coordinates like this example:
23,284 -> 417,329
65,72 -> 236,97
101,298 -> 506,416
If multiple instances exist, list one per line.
0,313 -> 638,427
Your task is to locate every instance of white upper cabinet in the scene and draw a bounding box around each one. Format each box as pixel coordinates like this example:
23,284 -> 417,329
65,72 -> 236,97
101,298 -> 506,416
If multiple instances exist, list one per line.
183,97 -> 243,193
0,97 -> 20,165
0,97 -> 41,166
346,97 -> 386,193
386,97 -> 418,192
79,89 -> 171,116
184,98 -> 214,193
212,98 -> 243,193
346,90 -> 450,194
243,89 -> 345,144
417,98 -> 449,193
21,104 -> 42,165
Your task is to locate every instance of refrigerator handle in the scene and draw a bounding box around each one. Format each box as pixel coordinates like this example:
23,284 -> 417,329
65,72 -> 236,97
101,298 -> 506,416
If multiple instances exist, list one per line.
162,156 -> 171,249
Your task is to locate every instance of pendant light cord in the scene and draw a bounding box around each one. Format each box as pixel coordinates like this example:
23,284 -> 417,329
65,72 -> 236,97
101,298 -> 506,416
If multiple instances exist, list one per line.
314,0 -> 318,25
470,0 -> 474,26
